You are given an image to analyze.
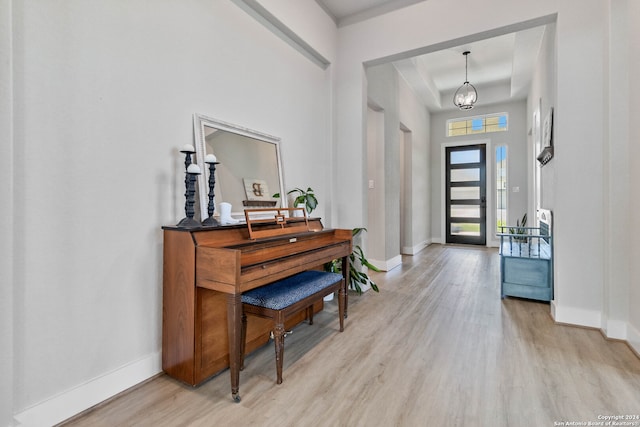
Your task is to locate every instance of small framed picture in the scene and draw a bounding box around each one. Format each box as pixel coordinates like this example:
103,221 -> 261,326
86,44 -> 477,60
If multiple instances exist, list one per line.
243,178 -> 270,201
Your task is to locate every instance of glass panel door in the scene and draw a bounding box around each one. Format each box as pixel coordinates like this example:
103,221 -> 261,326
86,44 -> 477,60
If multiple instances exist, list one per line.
446,145 -> 486,245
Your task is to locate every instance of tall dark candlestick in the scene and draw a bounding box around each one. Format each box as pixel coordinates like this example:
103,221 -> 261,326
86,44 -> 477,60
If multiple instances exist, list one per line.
202,158 -> 220,227
179,144 -> 195,218
177,155 -> 201,228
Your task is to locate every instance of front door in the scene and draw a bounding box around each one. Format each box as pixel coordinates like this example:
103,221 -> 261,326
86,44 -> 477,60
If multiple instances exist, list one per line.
445,144 -> 486,245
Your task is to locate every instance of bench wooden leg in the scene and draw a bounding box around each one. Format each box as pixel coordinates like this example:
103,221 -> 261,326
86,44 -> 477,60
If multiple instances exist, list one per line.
274,311 -> 285,384
307,306 -> 314,325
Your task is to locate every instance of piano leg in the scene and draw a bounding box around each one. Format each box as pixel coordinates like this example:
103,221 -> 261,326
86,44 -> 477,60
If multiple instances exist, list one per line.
274,311 -> 285,384
342,255 -> 349,318
227,293 -> 242,402
338,279 -> 345,332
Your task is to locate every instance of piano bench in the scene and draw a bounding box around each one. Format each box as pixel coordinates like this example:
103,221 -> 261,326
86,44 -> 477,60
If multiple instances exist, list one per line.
240,270 -> 345,384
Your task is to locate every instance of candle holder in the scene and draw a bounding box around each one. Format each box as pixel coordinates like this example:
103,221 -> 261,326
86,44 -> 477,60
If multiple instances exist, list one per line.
179,144 -> 195,206
177,160 -> 201,228
202,156 -> 220,227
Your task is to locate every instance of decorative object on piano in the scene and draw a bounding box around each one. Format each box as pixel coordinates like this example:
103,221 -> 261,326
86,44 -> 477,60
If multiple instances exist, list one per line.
177,162 -> 202,228
202,154 -> 220,227
273,187 -> 318,215
244,207 -> 309,240
242,178 -> 278,208
179,144 -> 196,198
537,107 -> 554,166
243,178 -> 270,201
193,114 -> 286,221
325,228 -> 381,294
218,202 -> 240,225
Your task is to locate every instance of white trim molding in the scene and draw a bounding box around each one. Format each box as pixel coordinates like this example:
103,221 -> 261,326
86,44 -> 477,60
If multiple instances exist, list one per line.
369,255 -> 402,272
603,319 -> 628,341
551,304 -> 602,329
627,323 -> 640,357
14,352 -> 161,427
402,240 -> 430,255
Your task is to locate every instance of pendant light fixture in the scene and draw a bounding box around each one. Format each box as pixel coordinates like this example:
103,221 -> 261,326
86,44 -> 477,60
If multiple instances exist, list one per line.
453,51 -> 478,110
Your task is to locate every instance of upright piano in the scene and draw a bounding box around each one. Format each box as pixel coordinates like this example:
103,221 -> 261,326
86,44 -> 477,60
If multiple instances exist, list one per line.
162,216 -> 352,401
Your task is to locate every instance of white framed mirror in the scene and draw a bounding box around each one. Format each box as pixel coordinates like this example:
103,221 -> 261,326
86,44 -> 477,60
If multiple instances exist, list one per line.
193,113 -> 286,222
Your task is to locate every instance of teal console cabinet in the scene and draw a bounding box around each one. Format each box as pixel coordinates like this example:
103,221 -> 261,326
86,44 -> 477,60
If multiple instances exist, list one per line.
499,210 -> 553,302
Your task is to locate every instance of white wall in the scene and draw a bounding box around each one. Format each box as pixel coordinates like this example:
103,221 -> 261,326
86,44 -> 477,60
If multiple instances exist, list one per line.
398,69 -> 431,255
1,0 -> 14,425
366,105 -> 386,264
527,24 -> 556,214
602,2 -> 628,341
8,1 -> 335,425
430,101 -> 528,246
598,0 -> 640,354
366,63 -> 430,268
622,0 -> 640,352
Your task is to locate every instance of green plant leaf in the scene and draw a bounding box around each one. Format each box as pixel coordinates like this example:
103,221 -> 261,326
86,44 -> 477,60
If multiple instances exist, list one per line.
362,259 -> 382,272
352,227 -> 366,237
322,227 -> 380,293
305,194 -> 318,212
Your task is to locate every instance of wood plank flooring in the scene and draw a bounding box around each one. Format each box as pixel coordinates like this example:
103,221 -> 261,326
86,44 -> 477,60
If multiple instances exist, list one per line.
61,244 -> 640,427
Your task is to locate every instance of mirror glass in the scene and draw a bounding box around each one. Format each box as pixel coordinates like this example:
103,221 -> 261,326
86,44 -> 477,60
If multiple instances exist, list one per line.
193,114 -> 286,221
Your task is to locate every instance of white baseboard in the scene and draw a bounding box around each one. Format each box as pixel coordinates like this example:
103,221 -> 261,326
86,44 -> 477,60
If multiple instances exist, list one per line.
603,319 -> 628,340
427,238 -> 498,248
14,351 -> 162,427
369,255 -> 402,272
552,304 -> 602,329
402,240 -> 430,256
627,322 -> 640,356
551,303 -> 640,356
550,299 -> 557,320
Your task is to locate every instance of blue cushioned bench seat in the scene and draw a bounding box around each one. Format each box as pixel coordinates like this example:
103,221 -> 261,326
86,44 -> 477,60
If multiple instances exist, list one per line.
242,271 -> 343,309
240,270 -> 346,384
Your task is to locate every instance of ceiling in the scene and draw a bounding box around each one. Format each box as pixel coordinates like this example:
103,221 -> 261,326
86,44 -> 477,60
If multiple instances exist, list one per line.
315,0 -> 426,27
316,0 -> 546,112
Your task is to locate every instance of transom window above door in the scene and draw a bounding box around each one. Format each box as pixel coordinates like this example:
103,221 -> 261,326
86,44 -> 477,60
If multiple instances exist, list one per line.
446,113 -> 508,137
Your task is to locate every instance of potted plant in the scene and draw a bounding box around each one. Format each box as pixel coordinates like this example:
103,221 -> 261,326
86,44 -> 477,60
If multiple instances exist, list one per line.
509,213 -> 528,242
325,228 -> 381,294
273,187 -> 318,215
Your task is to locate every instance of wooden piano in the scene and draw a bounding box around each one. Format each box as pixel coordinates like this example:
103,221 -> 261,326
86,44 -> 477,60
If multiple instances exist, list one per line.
162,214 -> 352,401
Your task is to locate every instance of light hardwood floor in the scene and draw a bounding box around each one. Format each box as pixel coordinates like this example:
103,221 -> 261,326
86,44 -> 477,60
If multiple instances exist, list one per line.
61,245 -> 640,427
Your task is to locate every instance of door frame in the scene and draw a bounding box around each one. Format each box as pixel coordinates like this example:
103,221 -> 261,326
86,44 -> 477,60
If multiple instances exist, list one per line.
440,138 -> 495,247
445,144 -> 487,245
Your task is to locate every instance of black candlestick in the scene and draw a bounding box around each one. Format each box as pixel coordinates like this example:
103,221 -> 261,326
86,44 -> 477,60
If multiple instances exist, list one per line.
202,160 -> 220,227
179,145 -> 195,210
177,162 -> 201,228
